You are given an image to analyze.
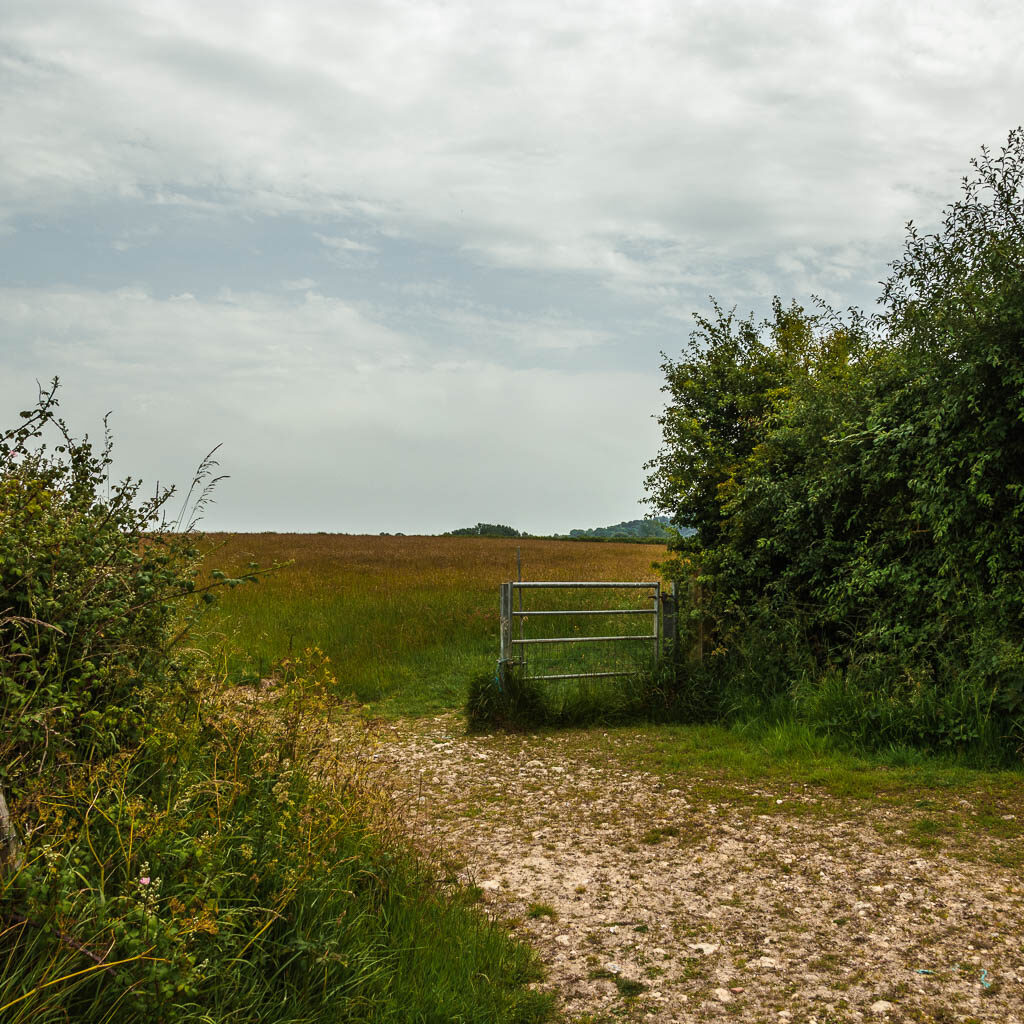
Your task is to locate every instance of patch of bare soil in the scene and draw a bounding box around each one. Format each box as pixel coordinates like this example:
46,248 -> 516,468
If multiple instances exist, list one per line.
375,714 -> 1024,1024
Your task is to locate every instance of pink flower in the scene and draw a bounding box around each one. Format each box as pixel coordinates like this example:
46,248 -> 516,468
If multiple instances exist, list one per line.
139,877 -> 151,885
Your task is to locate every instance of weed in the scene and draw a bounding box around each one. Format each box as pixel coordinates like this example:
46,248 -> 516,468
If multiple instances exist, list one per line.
527,902 -> 558,921
640,824 -> 681,844
587,969 -> 648,998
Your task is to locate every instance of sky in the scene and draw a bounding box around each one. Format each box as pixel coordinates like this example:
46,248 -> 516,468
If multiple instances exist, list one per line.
2,0 -> 1022,534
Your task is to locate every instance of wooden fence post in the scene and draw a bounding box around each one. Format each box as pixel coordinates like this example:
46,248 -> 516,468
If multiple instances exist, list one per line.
0,785 -> 20,868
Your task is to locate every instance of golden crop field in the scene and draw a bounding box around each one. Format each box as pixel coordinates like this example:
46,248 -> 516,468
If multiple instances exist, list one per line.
198,533 -> 667,715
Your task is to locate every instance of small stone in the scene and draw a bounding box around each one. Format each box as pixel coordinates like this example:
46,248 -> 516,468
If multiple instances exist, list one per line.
689,942 -> 719,955
870,1000 -> 894,1015
554,934 -> 570,946
479,880 -> 501,891
713,988 -> 734,1003
605,962 -> 621,974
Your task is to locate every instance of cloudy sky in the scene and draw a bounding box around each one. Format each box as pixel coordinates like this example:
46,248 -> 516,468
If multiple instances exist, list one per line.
2,1 -> 1021,533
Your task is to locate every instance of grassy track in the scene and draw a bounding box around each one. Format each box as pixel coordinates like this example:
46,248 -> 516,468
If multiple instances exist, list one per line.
198,534 -> 666,716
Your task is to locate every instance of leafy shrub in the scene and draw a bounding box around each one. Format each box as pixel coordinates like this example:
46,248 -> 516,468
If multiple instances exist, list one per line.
468,659 -> 687,730
645,130 -> 1024,762
0,382 -> 217,796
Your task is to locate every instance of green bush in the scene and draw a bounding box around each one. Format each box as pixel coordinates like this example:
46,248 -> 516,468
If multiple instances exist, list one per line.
468,659 -> 684,731
3,654 -> 553,1023
646,130 -> 1024,762
467,663 -> 547,731
0,382 -> 211,796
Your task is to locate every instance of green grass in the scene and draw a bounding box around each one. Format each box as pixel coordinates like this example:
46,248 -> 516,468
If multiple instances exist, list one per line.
640,825 -> 681,845
2,661 -> 555,1024
587,969 -> 648,998
527,902 -> 558,921
606,718 -> 1024,800
199,534 -> 664,718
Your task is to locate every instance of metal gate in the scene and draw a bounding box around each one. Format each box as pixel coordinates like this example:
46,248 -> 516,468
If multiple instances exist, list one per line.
498,581 -> 670,683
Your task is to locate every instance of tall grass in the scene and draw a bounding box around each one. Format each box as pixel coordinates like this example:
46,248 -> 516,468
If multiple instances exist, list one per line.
2,652 -> 554,1023
198,534 -> 665,716
647,619 -> 1024,768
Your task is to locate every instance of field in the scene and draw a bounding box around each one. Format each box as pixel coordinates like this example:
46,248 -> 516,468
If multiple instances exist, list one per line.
197,533 -> 666,716
194,533 -> 1024,1023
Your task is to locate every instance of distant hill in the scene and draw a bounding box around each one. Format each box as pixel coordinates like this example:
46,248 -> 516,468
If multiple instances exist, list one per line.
566,517 -> 674,542
443,517 -> 690,542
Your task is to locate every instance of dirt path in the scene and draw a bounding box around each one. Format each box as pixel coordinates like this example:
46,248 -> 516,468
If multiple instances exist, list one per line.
376,714 -> 1024,1024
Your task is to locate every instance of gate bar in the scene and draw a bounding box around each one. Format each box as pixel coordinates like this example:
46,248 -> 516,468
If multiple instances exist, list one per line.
529,670 -> 638,681
511,608 -> 651,616
512,633 -> 656,645
511,581 -> 655,589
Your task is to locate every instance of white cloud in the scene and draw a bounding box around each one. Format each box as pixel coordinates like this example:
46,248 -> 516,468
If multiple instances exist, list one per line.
315,232 -> 378,267
0,284 -> 662,532
3,0 -> 1021,293
315,235 -> 376,254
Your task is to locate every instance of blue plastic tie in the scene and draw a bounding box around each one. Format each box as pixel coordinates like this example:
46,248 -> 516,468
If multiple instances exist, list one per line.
981,969 -> 991,989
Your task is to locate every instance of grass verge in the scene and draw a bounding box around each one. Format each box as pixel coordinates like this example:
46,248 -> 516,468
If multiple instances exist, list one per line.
526,716 -> 1024,869
2,652 -> 555,1023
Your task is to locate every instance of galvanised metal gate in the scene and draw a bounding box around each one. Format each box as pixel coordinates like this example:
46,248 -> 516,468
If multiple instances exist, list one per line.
498,581 -> 671,683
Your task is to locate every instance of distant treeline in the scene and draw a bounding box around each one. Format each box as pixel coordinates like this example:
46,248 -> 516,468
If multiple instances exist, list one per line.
567,517 -> 675,541
443,518 -> 683,542
446,523 -> 524,538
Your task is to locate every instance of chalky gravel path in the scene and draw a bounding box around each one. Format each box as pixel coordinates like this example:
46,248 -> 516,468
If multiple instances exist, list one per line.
376,714 -> 1024,1024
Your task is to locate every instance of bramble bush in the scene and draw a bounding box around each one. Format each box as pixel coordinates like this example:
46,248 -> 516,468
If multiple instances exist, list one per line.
646,130 -> 1024,763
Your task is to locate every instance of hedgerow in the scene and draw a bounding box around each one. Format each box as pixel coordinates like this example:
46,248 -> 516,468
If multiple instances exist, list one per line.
647,130 -> 1024,763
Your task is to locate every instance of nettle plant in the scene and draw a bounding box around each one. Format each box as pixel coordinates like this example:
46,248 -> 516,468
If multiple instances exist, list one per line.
0,381 -> 244,799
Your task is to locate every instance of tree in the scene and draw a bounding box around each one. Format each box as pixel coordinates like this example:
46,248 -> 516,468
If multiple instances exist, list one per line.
644,300 -> 788,552
644,130 -> 1024,757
